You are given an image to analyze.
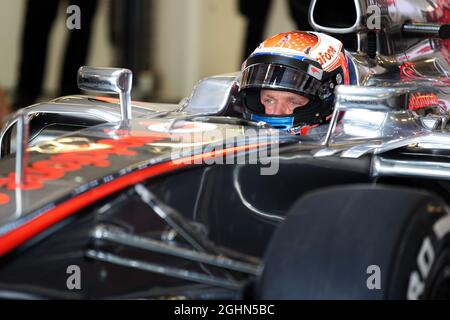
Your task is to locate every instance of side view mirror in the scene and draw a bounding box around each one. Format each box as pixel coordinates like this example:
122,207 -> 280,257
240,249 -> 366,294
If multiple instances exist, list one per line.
308,0 -> 363,34
77,66 -> 133,121
309,0 -> 449,57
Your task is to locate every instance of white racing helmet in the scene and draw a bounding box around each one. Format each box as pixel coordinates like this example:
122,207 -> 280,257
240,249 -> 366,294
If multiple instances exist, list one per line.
239,31 -> 350,135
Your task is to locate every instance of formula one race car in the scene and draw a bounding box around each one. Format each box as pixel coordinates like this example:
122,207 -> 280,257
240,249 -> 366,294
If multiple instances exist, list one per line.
0,0 -> 449,300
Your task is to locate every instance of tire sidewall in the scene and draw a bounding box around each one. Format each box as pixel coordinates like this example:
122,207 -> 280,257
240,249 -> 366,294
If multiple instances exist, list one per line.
389,202 -> 450,299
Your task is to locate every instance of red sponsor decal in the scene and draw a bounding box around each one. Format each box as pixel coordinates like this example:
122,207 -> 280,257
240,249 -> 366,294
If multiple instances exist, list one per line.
308,65 -> 324,80
408,93 -> 440,111
0,193 -> 10,205
310,67 -> 319,74
95,96 -> 121,104
0,135 -> 163,205
416,45 -> 432,55
316,46 -> 337,66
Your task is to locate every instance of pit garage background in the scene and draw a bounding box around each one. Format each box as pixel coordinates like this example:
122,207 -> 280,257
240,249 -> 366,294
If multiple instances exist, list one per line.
0,0 -> 298,105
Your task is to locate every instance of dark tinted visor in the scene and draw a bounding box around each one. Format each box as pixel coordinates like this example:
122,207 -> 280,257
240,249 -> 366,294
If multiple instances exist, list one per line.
240,63 -> 322,97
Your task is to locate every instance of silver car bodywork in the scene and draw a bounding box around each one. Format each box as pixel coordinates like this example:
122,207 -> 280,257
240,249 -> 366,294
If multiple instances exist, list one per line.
1,0 -> 450,181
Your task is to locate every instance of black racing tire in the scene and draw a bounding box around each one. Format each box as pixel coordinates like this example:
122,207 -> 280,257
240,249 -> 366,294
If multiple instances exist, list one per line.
256,184 -> 450,299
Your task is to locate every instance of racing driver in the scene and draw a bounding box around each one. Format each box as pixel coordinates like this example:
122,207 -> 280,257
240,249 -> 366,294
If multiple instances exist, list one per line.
239,31 -> 356,137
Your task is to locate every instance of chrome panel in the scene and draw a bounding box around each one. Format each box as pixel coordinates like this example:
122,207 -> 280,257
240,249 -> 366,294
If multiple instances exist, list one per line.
322,84 -> 450,160
373,133 -> 450,155
372,156 -> 450,181
183,73 -> 239,116
339,132 -> 450,160
0,97 -> 181,157
15,110 -> 29,188
324,85 -> 427,147
313,147 -> 345,158
340,143 -> 383,158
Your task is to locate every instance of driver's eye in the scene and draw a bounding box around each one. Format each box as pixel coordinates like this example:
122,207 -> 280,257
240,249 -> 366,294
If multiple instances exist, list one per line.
263,99 -> 274,105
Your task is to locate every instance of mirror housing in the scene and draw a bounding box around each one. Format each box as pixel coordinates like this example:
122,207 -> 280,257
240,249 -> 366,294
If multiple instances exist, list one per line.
78,66 -> 133,121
